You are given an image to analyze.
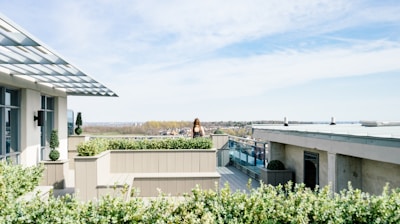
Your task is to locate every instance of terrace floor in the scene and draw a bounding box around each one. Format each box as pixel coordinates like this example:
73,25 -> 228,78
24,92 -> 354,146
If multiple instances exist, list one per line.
53,166 -> 260,198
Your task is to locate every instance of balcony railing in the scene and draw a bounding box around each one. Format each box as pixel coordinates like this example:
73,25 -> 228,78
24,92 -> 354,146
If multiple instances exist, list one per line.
225,136 -> 268,180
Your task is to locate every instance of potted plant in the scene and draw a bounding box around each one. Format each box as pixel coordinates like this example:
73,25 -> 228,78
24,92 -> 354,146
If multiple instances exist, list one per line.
75,112 -> 83,135
261,159 -> 294,186
49,130 -> 60,161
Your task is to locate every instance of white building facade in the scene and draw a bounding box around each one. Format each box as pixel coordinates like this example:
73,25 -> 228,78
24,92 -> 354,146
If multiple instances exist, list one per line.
0,14 -> 116,166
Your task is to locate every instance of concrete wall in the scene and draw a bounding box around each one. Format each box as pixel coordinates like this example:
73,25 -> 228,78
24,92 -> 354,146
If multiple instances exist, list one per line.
285,145 -> 328,188
362,159 -> 400,195
253,128 -> 400,194
336,155 -> 362,192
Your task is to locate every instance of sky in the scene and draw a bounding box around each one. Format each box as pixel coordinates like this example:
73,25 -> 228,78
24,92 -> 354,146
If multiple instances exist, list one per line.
1,0 -> 400,123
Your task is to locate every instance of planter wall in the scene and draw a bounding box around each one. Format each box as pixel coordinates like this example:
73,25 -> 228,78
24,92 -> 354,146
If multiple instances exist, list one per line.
110,150 -> 217,173
74,149 -> 220,201
68,135 -> 90,169
260,167 -> 294,186
40,160 -> 69,189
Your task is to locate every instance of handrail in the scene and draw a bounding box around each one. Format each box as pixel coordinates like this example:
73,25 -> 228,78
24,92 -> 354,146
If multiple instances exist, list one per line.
226,136 -> 268,178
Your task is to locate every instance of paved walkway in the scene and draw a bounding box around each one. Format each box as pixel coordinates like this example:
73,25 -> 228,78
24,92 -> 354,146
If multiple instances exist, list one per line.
53,166 -> 260,197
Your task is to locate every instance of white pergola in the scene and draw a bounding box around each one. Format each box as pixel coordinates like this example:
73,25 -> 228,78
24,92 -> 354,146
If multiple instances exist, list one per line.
0,14 -> 117,97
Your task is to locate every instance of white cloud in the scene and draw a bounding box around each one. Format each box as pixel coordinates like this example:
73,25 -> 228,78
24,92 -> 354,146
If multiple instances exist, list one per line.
2,0 -> 400,121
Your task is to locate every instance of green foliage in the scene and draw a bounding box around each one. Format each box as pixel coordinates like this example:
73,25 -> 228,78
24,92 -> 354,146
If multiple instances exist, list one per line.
76,138 -> 109,156
267,160 -> 285,170
75,112 -> 83,135
1,168 -> 400,224
0,162 -> 44,211
75,112 -> 82,126
77,137 -> 214,156
49,130 -> 59,150
74,126 -> 82,135
214,128 -> 224,134
49,149 -> 60,161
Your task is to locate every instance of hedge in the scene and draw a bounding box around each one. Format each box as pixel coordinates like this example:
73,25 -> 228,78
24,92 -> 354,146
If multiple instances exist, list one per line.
2,162 -> 400,223
77,137 -> 213,156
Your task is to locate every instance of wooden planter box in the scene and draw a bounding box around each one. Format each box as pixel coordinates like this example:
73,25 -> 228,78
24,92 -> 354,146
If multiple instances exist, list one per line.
74,149 -> 220,201
40,160 -> 69,189
260,168 -> 294,186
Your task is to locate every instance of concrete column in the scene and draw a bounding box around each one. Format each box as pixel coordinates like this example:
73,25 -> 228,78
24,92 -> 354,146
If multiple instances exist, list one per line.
327,152 -> 337,193
268,142 -> 285,163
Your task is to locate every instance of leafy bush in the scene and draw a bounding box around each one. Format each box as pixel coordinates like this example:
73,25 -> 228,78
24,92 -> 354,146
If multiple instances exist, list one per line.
76,138 -> 109,156
77,137 -> 214,156
267,160 -> 285,170
1,180 -> 400,223
0,162 -> 45,218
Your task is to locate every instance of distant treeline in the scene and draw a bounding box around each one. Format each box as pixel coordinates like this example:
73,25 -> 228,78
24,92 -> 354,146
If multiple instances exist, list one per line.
82,120 -> 273,136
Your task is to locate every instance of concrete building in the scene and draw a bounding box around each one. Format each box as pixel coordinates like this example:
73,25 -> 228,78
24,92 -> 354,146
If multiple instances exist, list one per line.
0,13 -> 117,166
253,122 -> 400,195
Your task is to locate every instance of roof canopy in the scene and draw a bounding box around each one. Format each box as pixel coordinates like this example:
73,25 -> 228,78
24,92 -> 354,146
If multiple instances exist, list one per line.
0,14 -> 117,97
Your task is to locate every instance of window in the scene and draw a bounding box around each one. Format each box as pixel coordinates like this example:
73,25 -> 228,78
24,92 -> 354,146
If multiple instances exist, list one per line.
40,96 -> 54,160
0,87 -> 20,163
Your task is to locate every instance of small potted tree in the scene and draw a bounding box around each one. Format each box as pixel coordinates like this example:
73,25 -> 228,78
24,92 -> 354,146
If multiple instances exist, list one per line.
75,112 -> 83,135
49,130 -> 60,161
261,159 -> 294,186
41,129 -> 68,189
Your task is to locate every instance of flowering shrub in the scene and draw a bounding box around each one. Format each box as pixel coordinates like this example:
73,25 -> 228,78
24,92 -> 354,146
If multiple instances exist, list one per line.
77,137 -> 213,156
1,162 -> 400,223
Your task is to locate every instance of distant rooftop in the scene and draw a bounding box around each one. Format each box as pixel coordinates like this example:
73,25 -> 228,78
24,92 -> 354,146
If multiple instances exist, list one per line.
0,13 -> 117,97
253,122 -> 400,139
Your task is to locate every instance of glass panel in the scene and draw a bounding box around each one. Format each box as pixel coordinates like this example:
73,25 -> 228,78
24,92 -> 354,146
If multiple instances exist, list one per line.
46,97 -> 54,110
9,108 -> 19,153
41,96 -> 46,109
5,108 -> 18,153
5,108 -> 10,153
5,90 -> 19,106
67,110 -> 74,136
0,108 -> 3,156
5,91 -> 10,106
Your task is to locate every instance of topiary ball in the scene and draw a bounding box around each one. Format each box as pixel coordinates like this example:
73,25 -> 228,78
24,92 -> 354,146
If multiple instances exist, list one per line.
75,127 -> 82,135
267,160 -> 285,170
49,149 -> 60,161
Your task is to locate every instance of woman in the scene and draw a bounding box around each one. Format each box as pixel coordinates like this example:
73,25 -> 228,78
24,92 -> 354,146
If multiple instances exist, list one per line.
192,118 -> 205,138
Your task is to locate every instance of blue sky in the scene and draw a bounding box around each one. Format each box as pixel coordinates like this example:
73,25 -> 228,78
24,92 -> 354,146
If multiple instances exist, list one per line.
1,0 -> 400,122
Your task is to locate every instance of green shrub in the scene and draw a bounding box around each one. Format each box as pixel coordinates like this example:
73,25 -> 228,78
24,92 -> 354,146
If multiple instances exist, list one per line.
77,137 -> 213,156
49,130 -> 59,150
49,149 -> 60,161
1,178 -> 400,223
0,161 -> 44,217
214,129 -> 224,134
267,160 -> 285,170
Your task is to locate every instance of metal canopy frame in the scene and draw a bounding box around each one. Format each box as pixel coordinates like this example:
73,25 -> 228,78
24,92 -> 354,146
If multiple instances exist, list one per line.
0,14 -> 117,97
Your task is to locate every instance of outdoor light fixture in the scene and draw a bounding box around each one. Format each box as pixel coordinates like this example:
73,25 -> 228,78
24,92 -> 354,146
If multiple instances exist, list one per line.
34,110 -> 44,126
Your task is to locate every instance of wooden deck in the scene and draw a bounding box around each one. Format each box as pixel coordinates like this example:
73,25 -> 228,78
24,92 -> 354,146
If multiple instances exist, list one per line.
217,166 -> 260,193
54,166 -> 260,197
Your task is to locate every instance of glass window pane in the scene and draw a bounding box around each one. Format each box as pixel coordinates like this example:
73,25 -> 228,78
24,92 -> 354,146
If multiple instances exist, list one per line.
46,97 -> 54,110
5,90 -> 19,106
41,96 -> 46,109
